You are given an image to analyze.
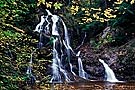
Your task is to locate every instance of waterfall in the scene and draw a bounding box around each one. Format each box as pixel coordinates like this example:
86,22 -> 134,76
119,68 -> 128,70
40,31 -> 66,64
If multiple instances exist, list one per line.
26,53 -> 32,75
33,9 -> 76,82
77,51 -> 88,79
26,49 -> 36,84
26,49 -> 36,75
61,20 -> 74,54
69,63 -> 76,76
62,40 -> 76,76
50,38 -> 62,82
34,15 -> 45,33
46,10 -> 72,82
34,9 -> 90,83
99,59 -> 119,82
51,15 -> 59,36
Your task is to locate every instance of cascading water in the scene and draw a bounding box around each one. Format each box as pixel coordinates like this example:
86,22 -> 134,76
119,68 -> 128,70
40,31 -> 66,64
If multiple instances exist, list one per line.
76,51 -> 88,79
99,59 -> 119,82
26,49 -> 36,84
26,55 -> 32,75
69,63 -> 76,76
50,38 -> 62,82
50,11 -> 72,82
26,49 -> 36,75
62,38 -> 76,76
32,9 -> 122,84
34,9 -> 77,83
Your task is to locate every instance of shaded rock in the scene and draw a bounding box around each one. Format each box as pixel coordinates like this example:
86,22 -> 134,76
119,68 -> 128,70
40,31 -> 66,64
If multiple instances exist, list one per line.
79,44 -> 105,80
77,38 -> 135,81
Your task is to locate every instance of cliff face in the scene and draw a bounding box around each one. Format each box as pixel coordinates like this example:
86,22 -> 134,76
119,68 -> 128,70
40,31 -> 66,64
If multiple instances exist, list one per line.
74,39 -> 135,81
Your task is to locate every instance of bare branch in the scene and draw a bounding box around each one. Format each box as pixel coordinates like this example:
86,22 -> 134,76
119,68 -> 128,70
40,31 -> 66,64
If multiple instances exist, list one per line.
75,32 -> 87,50
2,23 -> 25,33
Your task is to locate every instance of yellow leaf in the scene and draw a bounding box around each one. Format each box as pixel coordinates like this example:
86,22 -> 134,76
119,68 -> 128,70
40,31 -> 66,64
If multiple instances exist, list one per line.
70,5 -> 79,15
46,2 -> 52,8
130,0 -> 135,4
41,0 -> 46,4
74,6 -> 79,12
86,18 -> 92,22
81,8 -> 85,11
114,0 -> 124,4
91,8 -> 101,11
37,0 -> 46,6
85,13 -> 90,16
93,14 -> 96,18
53,2 -> 63,10
37,2 -> 41,6
85,10 -> 89,13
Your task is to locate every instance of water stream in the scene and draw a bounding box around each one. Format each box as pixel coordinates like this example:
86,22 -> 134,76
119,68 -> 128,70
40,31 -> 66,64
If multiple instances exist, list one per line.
26,49 -> 36,84
99,59 -> 119,82
34,9 -> 75,82
76,51 -> 88,79
32,9 -> 119,83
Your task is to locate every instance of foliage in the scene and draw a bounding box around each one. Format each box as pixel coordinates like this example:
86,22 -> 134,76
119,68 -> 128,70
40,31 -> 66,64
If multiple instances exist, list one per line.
0,0 -> 37,31
0,0 -> 135,89
62,0 -> 135,47
0,0 -> 54,89
0,29 -> 51,89
68,0 -> 135,23
37,0 -> 63,10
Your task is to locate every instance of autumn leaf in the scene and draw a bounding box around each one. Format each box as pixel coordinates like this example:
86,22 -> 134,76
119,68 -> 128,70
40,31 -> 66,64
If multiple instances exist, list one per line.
114,0 -> 124,4
37,0 -> 46,6
46,2 -> 52,8
130,0 -> 135,4
53,2 -> 63,10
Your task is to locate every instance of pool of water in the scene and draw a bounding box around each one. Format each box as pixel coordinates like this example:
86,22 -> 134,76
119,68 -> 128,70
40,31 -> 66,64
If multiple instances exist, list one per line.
26,80 -> 135,90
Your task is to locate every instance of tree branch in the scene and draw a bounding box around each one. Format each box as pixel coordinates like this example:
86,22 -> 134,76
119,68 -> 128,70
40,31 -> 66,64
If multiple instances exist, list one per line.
2,23 -> 25,33
75,32 -> 87,50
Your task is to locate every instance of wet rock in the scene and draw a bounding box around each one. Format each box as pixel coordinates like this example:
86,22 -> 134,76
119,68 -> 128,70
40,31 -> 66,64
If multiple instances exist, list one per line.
78,44 -> 105,80
77,39 -> 135,81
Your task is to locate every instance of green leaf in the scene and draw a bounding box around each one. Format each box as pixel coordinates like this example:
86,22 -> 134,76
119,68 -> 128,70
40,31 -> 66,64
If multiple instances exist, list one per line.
0,3 -> 4,7
53,2 -> 63,10
127,9 -> 134,15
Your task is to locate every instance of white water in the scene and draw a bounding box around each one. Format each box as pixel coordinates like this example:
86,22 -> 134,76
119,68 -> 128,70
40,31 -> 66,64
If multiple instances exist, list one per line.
50,38 -> 62,82
34,15 -> 45,33
46,10 -> 71,82
26,49 -> 36,75
51,15 -> 59,36
26,49 -> 36,84
77,51 -> 88,79
63,40 -> 76,75
69,63 -> 76,76
33,9 -> 121,83
34,9 -> 90,82
99,59 -> 119,82
46,9 -> 52,15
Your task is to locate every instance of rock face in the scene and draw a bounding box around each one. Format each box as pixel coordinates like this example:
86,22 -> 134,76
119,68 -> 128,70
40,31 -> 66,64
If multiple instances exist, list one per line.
114,39 -> 135,81
72,39 -> 135,81
79,44 -> 105,80
39,38 -> 135,82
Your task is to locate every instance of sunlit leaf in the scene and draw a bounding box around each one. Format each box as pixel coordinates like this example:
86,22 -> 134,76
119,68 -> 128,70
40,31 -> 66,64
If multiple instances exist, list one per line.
37,0 -> 46,6
53,2 -> 63,10
46,2 -> 52,8
0,3 -> 4,7
114,0 -> 124,4
130,0 -> 135,4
